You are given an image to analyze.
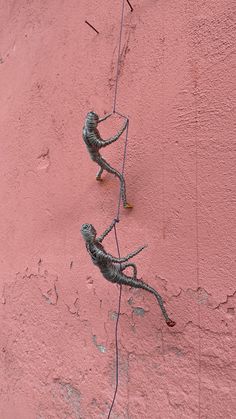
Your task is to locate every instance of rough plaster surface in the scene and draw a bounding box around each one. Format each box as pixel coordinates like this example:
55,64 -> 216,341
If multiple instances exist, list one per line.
0,1 -> 235,418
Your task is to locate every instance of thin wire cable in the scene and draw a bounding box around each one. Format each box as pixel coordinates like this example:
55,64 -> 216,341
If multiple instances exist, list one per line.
107,120 -> 129,417
107,226 -> 122,419
192,49 -> 201,417
116,118 -> 129,221
108,1 -> 131,417
113,0 -> 126,113
195,115 -> 201,419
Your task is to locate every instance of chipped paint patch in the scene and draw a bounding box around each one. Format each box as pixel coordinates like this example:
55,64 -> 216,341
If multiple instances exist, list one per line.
132,307 -> 146,317
92,335 -> 106,353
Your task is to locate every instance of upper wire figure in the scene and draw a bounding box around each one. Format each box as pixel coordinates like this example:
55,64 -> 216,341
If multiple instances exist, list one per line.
81,221 -> 176,327
82,111 -> 133,209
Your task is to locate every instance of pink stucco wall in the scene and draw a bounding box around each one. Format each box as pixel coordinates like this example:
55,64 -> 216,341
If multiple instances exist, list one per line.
0,1 -> 235,418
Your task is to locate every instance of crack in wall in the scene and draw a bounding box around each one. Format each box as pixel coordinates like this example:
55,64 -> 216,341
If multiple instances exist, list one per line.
213,290 -> 236,309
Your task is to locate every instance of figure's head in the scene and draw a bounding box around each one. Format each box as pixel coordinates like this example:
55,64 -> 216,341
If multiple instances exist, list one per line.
81,223 -> 97,242
85,112 -> 99,131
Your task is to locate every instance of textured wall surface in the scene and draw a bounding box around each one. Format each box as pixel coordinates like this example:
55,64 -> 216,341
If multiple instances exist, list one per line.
0,1 -> 235,418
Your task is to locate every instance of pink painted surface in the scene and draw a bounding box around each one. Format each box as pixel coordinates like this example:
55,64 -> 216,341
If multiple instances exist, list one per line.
0,1 -> 235,418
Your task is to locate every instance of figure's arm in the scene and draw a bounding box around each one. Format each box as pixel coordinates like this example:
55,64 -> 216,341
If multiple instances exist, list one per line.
104,245 -> 147,264
98,113 -> 112,123
84,129 -> 106,149
101,119 -> 128,147
97,220 -> 116,242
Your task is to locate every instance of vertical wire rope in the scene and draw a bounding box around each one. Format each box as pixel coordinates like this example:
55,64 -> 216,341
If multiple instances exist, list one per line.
108,120 -> 129,418
113,0 -> 126,114
116,120 -> 129,221
195,120 -> 201,419
108,1 -> 130,417
107,226 -> 123,419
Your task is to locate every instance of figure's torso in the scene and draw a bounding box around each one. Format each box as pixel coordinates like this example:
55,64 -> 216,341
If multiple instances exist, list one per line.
82,127 -> 101,160
86,241 -> 118,282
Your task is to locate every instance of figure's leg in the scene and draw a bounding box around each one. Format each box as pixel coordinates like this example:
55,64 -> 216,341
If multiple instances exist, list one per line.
120,263 -> 138,279
114,272 -> 176,327
97,156 -> 132,208
96,167 -> 104,181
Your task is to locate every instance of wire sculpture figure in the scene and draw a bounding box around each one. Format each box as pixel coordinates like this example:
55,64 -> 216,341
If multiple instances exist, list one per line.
82,111 -> 133,209
81,221 -> 176,327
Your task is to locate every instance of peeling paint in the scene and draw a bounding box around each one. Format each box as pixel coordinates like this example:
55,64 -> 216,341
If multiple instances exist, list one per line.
54,379 -> 81,418
132,307 -> 146,317
92,335 -> 106,353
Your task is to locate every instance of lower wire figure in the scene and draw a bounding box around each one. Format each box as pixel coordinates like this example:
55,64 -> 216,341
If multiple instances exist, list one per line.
81,221 -> 176,327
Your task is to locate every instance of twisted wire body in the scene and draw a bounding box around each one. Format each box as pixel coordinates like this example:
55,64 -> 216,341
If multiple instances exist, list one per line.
82,114 -> 130,207
82,225 -> 176,328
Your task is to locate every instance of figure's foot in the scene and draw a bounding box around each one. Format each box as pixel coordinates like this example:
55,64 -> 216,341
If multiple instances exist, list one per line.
124,202 -> 133,209
96,176 -> 103,182
166,319 -> 176,327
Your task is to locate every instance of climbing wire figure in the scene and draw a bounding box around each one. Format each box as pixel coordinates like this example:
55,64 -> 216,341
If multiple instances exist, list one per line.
81,221 -> 176,327
82,111 -> 133,209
